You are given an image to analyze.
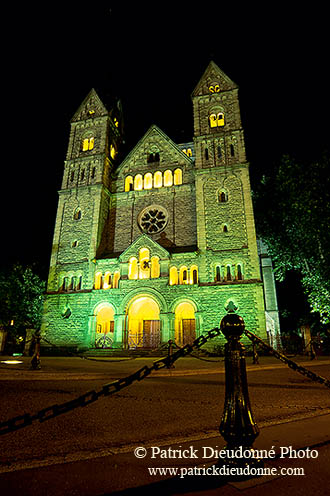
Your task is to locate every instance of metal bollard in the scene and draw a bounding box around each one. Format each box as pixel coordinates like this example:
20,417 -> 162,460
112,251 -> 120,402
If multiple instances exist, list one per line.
167,339 -> 175,369
30,330 -> 41,370
218,312 -> 263,473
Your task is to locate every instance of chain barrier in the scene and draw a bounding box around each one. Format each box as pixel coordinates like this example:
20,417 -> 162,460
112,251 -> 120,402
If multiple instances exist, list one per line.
1,325 -> 329,436
0,327 -> 222,436
244,328 -> 330,389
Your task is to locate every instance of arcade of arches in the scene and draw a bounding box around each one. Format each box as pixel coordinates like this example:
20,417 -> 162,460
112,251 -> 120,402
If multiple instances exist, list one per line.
94,297 -> 197,349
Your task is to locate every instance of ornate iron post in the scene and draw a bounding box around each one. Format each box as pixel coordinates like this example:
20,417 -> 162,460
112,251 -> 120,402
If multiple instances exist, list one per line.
218,312 -> 263,471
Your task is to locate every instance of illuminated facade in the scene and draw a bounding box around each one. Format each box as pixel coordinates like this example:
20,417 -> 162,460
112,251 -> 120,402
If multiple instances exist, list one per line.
41,62 -> 280,351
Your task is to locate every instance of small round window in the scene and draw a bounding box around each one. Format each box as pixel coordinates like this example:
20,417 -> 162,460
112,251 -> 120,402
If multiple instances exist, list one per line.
138,205 -> 168,234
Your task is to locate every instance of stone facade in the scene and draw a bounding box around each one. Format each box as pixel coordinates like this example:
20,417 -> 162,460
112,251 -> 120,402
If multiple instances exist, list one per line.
41,62 -> 280,352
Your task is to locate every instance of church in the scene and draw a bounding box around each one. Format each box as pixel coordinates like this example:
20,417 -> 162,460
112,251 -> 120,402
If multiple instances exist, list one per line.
41,61 -> 280,352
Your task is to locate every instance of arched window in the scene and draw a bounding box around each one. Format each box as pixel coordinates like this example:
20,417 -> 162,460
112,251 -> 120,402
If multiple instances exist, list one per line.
190,265 -> 198,285
134,174 -> 143,191
76,275 -> 82,290
179,266 -> 189,285
73,208 -> 82,220
82,137 -> 94,151
169,266 -> 178,285
230,143 -> 235,156
94,272 -> 102,290
154,171 -> 162,188
69,276 -> 75,291
209,112 -> 225,128
215,265 -> 221,282
139,248 -> 150,279
147,152 -> 160,163
144,172 -> 153,189
112,271 -> 120,288
103,272 -> 111,289
218,190 -> 228,203
62,276 -> 68,291
182,148 -> 193,157
164,170 -> 173,187
173,168 -> 182,185
151,256 -> 160,278
128,257 -> 138,280
226,265 -> 232,281
223,224 -> 228,233
125,176 -> 133,192
209,113 -> 218,128
237,264 -> 243,281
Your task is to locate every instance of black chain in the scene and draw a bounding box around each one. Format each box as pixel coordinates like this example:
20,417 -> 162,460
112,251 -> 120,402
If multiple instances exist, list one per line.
2,325 -> 328,436
244,328 -> 330,389
0,327 -> 221,436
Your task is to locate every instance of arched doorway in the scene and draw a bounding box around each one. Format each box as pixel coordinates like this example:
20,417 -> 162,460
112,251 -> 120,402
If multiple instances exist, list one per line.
175,301 -> 196,346
126,296 -> 161,349
95,304 -> 115,348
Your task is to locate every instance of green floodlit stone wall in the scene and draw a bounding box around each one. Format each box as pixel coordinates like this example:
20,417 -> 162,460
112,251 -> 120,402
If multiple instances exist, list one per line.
41,62 -> 278,352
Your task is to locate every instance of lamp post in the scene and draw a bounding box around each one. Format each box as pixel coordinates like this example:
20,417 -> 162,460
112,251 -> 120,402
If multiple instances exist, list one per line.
218,311 -> 263,472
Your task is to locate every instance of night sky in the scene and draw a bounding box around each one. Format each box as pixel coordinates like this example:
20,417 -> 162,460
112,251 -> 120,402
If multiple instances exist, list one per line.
1,5 -> 329,277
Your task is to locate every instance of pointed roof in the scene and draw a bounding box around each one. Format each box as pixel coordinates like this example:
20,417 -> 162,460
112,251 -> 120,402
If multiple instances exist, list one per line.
117,124 -> 193,173
71,88 -> 108,122
119,233 -> 170,261
192,61 -> 238,98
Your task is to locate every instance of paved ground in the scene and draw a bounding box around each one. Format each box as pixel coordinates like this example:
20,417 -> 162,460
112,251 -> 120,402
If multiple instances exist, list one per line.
0,354 -> 329,495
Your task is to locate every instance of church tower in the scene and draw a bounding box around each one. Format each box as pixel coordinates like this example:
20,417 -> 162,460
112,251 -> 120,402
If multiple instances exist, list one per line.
47,89 -> 123,293
192,62 -> 266,330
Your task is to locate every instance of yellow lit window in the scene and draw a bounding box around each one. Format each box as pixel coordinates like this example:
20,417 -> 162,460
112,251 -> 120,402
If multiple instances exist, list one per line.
110,144 -> 116,160
128,258 -> 138,280
154,171 -> 162,188
125,176 -> 133,192
209,113 -> 225,128
113,271 -> 120,288
164,170 -> 173,187
209,84 -> 220,93
134,174 -> 143,190
151,256 -> 160,278
174,168 -> 182,185
94,272 -> 102,290
144,172 -> 153,189
103,272 -> 111,289
169,266 -> 178,285
82,137 -> 94,151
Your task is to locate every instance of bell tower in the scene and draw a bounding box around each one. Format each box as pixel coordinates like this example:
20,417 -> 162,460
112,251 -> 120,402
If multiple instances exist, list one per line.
192,61 -> 261,287
47,88 -> 123,292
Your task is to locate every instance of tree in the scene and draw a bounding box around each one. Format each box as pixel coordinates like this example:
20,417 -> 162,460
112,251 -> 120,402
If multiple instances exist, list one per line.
0,263 -> 45,335
254,152 -> 330,324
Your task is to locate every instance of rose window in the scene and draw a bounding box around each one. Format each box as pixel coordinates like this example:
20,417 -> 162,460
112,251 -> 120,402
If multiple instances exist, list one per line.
138,205 -> 168,234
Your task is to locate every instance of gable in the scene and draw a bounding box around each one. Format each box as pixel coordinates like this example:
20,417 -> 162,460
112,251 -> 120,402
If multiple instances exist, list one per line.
119,233 -> 170,262
192,61 -> 238,98
117,125 -> 193,177
71,88 -> 108,122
